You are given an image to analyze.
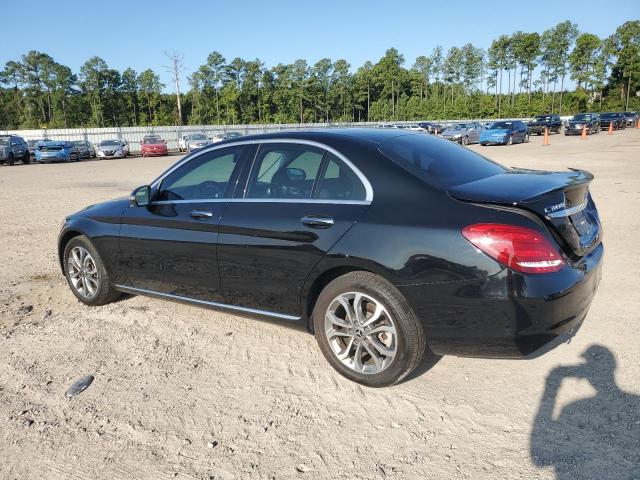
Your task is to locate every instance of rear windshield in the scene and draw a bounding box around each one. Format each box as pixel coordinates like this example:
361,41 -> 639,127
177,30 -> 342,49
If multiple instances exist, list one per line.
491,121 -> 514,129
379,134 -> 507,188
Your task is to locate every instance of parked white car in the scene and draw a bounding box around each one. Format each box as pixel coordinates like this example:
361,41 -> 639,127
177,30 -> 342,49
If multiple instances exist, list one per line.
96,139 -> 127,159
179,133 -> 211,153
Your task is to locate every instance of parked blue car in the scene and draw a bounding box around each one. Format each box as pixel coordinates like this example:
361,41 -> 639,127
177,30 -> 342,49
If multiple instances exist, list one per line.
34,141 -> 81,163
480,120 -> 530,146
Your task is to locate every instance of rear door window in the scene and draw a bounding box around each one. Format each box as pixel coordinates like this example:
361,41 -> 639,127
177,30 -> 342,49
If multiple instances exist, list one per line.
379,134 -> 506,188
246,143 -> 324,199
315,153 -> 366,201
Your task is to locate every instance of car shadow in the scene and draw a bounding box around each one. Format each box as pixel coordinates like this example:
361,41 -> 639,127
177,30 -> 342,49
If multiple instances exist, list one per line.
397,349 -> 443,384
530,344 -> 640,479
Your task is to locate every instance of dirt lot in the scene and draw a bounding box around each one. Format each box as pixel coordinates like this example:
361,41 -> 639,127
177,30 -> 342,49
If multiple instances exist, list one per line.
1,130 -> 639,480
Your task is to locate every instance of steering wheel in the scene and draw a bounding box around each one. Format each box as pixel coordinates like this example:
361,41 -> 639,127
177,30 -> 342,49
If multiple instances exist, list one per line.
194,181 -> 222,199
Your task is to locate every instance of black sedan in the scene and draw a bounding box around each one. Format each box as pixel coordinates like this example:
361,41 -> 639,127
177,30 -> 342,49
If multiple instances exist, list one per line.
599,112 -> 626,130
528,114 -> 562,135
565,113 -> 600,135
58,129 -> 603,387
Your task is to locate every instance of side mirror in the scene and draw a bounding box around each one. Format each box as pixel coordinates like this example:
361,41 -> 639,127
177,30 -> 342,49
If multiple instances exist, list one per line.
130,185 -> 151,207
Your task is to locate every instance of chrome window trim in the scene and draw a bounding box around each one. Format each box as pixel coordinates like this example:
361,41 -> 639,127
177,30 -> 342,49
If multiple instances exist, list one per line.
150,138 -> 373,204
114,284 -> 301,321
151,198 -> 370,206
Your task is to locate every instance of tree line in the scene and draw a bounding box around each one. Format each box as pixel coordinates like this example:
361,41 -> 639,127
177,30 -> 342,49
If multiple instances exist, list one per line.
1,20 -> 638,130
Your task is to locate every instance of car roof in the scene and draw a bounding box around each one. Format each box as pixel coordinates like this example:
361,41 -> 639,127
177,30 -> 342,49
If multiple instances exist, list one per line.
212,127 -> 428,148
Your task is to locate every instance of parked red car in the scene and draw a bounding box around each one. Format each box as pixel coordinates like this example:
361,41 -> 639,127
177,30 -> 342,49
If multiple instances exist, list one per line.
140,136 -> 168,157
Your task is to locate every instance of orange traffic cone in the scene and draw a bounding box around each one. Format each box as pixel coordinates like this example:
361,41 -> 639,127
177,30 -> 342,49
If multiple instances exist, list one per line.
581,125 -> 587,140
636,118 -> 640,128
608,122 -> 613,135
543,127 -> 550,146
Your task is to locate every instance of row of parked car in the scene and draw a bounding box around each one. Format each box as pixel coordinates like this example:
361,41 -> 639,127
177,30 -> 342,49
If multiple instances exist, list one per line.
383,110 -> 637,147
0,131 -> 245,165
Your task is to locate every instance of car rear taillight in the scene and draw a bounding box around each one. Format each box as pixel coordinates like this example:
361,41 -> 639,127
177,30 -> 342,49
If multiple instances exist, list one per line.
462,223 -> 564,274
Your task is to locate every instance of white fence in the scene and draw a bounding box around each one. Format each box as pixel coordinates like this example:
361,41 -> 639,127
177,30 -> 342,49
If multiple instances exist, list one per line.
1,118 -> 537,154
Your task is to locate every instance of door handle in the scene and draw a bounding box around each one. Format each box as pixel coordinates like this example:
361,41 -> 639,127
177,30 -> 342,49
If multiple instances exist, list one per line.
301,215 -> 334,228
191,209 -> 213,219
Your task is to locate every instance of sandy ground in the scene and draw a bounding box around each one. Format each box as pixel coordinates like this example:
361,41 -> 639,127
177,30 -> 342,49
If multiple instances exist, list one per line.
0,129 -> 639,480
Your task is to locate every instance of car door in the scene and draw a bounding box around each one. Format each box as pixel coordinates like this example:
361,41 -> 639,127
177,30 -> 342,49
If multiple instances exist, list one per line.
11,138 -> 27,159
119,144 -> 251,302
470,123 -> 481,143
217,141 -> 371,317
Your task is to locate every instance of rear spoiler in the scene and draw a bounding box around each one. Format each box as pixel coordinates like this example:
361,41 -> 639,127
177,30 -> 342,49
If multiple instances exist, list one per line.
448,169 -> 593,205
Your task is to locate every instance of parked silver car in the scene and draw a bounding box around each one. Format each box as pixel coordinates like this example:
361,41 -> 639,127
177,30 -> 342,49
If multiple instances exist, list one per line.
179,133 -> 211,153
440,122 -> 485,145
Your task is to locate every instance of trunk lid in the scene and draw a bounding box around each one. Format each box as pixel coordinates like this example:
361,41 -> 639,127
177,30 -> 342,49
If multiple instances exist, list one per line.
449,168 -> 601,257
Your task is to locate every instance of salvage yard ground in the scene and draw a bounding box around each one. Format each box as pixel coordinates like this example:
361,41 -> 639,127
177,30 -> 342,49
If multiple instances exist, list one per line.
1,130 -> 639,479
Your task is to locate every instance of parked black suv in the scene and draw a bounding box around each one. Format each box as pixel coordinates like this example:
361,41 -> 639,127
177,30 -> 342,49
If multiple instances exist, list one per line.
528,114 -> 562,135
0,135 -> 30,165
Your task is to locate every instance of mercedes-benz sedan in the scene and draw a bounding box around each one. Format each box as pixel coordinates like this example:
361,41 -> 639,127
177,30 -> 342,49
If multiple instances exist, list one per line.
58,129 -> 603,387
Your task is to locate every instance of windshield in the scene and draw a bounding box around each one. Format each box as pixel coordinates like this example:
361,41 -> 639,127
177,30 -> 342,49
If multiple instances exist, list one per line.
450,124 -> 468,130
379,134 -> 507,188
572,114 -> 592,121
534,116 -> 552,121
189,134 -> 207,140
143,137 -> 162,144
100,140 -> 120,146
600,113 -> 615,119
623,112 -> 636,117
490,122 -> 513,129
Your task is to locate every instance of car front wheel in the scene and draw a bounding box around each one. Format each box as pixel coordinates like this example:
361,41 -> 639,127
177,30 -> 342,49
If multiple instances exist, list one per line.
64,235 -> 121,306
313,271 -> 425,387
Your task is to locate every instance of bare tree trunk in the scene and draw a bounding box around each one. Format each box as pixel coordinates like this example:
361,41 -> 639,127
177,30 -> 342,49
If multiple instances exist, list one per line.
559,74 -> 565,115
164,52 -> 184,125
625,74 -> 632,111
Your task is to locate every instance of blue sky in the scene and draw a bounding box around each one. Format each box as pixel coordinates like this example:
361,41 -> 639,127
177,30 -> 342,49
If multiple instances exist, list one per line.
1,0 -> 638,91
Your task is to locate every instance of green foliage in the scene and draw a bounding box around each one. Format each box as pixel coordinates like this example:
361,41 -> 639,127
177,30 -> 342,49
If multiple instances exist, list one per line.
1,20 -> 639,130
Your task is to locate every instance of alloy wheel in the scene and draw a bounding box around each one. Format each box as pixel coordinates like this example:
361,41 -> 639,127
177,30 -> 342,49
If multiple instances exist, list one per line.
324,292 -> 398,374
67,246 -> 100,299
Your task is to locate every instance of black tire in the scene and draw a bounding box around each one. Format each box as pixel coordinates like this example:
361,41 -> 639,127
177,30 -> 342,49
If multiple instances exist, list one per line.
312,271 -> 426,387
63,235 -> 121,306
7,153 -> 15,166
461,136 -> 469,146
480,142 -> 487,146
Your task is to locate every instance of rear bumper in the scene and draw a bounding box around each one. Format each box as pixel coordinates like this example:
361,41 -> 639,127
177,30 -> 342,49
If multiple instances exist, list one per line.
398,243 -> 603,358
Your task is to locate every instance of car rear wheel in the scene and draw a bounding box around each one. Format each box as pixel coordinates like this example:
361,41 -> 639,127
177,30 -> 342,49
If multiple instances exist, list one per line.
461,136 -> 469,146
64,235 -> 121,306
313,271 -> 425,387
7,153 -> 15,166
